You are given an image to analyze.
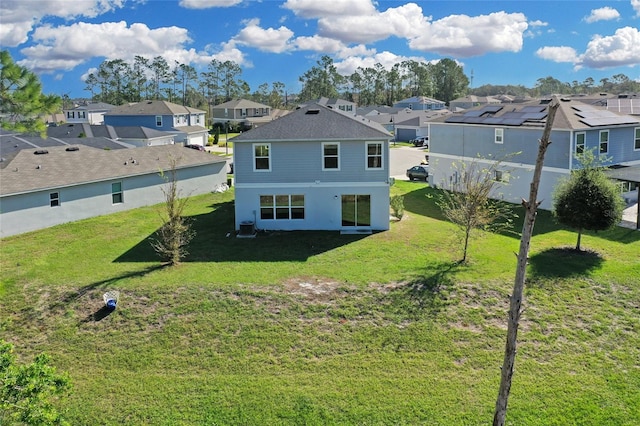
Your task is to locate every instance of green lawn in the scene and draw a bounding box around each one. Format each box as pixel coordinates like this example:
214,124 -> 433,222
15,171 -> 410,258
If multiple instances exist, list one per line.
1,182 -> 638,425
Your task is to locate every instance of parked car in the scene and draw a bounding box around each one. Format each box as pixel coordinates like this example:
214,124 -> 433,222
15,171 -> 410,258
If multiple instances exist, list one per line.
411,136 -> 428,147
406,165 -> 429,181
185,144 -> 205,151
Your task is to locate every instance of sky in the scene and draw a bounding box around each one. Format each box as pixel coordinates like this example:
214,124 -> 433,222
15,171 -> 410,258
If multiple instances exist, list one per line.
1,0 -> 639,99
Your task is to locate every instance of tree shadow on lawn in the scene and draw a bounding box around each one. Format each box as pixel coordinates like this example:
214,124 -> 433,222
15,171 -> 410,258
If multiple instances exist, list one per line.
114,200 -> 369,263
387,260 -> 461,318
528,247 -> 604,281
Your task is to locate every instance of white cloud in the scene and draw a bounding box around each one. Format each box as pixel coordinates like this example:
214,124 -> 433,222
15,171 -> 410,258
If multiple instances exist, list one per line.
535,46 -> 579,63
632,0 -> 640,17
409,12 -> 529,57
293,35 -> 347,53
584,7 -> 620,23
232,19 -> 294,53
282,0 -> 376,18
0,0 -> 126,47
581,26 -> 640,69
334,52 -> 437,77
179,0 -> 243,9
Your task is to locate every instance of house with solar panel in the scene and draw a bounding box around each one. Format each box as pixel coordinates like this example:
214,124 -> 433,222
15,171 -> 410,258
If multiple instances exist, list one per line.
427,96 -> 640,210
231,103 -> 392,234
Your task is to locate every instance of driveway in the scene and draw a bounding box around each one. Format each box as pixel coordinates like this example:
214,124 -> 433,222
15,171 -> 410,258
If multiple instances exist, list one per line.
390,145 -> 429,180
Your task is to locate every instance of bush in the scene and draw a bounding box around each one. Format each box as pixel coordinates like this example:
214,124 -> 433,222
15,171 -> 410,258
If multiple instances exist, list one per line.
390,195 -> 405,219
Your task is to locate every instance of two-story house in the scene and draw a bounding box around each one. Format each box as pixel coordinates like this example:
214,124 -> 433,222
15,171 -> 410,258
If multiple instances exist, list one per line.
428,97 -> 640,212
104,100 -> 209,146
393,96 -> 447,111
212,99 -> 272,128
231,104 -> 392,234
64,102 -> 115,125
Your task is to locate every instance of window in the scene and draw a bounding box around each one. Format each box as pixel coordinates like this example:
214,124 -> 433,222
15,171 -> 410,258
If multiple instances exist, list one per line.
366,142 -> 383,169
67,111 -> 74,119
599,130 -> 609,154
111,182 -> 123,204
50,192 -> 60,207
635,128 -> 640,151
253,144 -> 271,171
575,132 -> 585,155
495,128 -> 504,144
260,194 -> 304,220
78,111 -> 86,119
155,115 -> 163,127
494,170 -> 509,182
322,143 -> 340,170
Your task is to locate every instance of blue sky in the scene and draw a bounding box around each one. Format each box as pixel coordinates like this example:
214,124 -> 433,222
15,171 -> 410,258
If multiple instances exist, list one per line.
1,0 -> 639,99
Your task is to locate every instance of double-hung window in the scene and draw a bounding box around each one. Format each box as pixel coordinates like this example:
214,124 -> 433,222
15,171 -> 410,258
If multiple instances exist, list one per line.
112,182 -> 123,204
260,195 -> 305,220
495,128 -> 504,144
155,115 -> 163,127
575,132 -> 585,155
253,144 -> 271,171
635,128 -> 640,151
322,142 -> 340,170
599,130 -> 609,154
50,192 -> 60,207
366,142 -> 383,169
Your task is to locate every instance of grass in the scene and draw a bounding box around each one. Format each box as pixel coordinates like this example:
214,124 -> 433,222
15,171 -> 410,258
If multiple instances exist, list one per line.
1,182 -> 639,425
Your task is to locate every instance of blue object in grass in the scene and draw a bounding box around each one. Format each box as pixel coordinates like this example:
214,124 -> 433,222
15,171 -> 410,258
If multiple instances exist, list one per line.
105,299 -> 117,311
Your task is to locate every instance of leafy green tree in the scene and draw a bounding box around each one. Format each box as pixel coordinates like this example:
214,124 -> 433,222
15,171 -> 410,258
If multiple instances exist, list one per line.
552,150 -> 624,251
432,58 -> 469,104
0,50 -> 60,135
1,340 -> 71,425
298,55 -> 343,101
437,158 -> 516,263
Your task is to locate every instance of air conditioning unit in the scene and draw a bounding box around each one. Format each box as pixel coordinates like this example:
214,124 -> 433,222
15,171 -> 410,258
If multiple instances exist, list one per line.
238,220 -> 256,238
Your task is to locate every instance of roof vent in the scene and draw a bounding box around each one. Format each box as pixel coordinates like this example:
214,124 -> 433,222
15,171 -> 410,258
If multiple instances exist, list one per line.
34,149 -> 49,155
66,146 -> 79,151
306,109 -> 320,115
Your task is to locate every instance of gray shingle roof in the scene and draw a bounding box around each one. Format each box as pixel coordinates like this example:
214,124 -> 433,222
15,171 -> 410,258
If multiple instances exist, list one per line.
0,144 -> 225,196
106,100 -> 205,116
214,99 -> 270,110
231,104 -> 391,142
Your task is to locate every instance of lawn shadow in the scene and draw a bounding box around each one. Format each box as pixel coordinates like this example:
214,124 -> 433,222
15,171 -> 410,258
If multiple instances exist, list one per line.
115,199 -> 370,263
528,247 -> 604,281
387,261 -> 460,318
82,305 -> 114,323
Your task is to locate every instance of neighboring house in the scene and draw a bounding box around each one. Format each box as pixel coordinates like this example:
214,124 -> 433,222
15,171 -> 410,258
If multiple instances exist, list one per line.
393,96 -> 446,111
0,144 -> 227,237
64,102 -> 115,124
607,95 -> 640,116
449,95 -> 502,111
231,104 -> 392,233
300,97 -> 357,113
47,123 -> 175,146
428,96 -> 640,211
212,99 -> 272,127
392,109 -> 451,142
104,100 -> 208,146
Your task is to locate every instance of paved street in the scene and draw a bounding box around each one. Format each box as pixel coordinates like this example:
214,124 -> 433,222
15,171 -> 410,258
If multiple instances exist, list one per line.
390,145 -> 428,180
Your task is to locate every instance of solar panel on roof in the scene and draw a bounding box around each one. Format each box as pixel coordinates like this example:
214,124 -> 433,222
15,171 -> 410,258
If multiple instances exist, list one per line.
522,112 -> 547,120
445,116 -> 466,123
482,105 -> 503,113
520,105 -> 546,113
463,110 -> 484,117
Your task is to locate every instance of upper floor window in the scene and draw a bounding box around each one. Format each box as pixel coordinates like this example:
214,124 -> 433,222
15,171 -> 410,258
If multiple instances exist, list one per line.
366,142 -> 383,169
67,111 -> 74,119
50,192 -> 60,207
155,115 -> 162,127
575,132 -> 585,155
495,128 -> 504,144
322,142 -> 340,170
599,130 -> 609,154
253,144 -> 271,171
635,128 -> 640,151
111,182 -> 123,204
78,111 -> 86,119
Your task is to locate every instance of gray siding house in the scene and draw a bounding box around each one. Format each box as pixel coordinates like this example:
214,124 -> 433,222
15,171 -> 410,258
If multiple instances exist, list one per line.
0,144 -> 227,237
428,97 -> 640,210
212,99 -> 272,127
231,104 -> 392,233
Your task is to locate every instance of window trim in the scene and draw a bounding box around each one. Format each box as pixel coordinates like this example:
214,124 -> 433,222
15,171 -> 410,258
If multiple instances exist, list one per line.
50,192 -> 60,207
253,143 -> 271,172
259,194 -> 305,220
155,115 -> 163,127
599,130 -> 609,154
635,127 -> 640,151
495,128 -> 504,144
575,132 -> 586,155
322,142 -> 340,171
365,142 -> 383,170
111,181 -> 123,204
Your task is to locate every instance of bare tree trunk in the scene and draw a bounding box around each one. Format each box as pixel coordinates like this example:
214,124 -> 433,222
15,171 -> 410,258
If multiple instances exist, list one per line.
576,229 -> 582,251
493,100 -> 559,426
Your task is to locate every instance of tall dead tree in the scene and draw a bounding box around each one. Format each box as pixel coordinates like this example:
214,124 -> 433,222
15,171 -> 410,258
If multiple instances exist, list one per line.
493,99 -> 559,426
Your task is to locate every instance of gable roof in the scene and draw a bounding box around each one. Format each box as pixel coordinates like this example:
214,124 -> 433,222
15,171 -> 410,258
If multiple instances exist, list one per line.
67,102 -> 115,112
0,144 -> 225,196
231,104 -> 391,142
106,100 -> 205,116
214,99 -> 270,110
395,96 -> 446,105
